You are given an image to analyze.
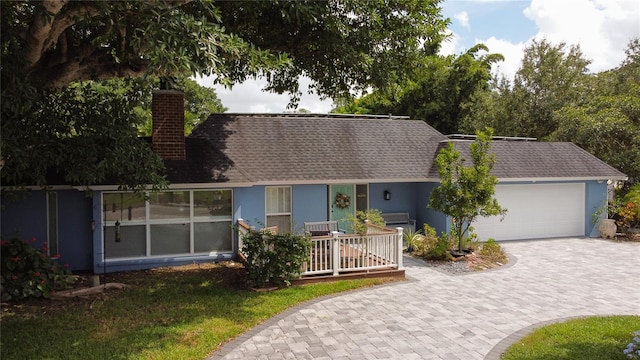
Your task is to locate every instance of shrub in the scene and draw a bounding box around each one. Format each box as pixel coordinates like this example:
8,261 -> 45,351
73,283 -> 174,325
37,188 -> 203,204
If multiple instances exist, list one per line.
479,239 -> 507,263
427,233 -> 453,260
241,229 -> 311,288
412,225 -> 452,261
1,238 -> 76,301
344,209 -> 385,235
403,228 -> 423,252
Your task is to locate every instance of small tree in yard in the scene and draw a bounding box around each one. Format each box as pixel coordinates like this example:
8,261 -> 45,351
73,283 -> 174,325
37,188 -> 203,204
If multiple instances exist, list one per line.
428,128 -> 506,253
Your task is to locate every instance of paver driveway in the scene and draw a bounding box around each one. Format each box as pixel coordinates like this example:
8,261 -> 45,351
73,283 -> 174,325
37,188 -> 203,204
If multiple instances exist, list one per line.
210,238 -> 640,359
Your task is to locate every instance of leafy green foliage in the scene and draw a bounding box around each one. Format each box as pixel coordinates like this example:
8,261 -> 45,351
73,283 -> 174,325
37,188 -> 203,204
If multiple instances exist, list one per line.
1,0 -> 449,189
617,183 -> 640,232
215,0 -> 450,103
2,0 -> 448,100
1,78 -> 168,191
462,38 -> 640,187
241,229 -> 311,288
409,225 -> 452,261
1,238 -> 76,301
428,128 -> 506,251
551,83 -> 640,183
344,209 -> 386,236
510,39 -> 591,140
403,228 -> 423,252
478,239 -> 506,263
333,44 -> 503,134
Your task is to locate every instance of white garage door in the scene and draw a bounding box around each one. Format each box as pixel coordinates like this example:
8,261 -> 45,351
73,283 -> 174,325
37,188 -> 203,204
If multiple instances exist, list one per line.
472,183 -> 585,241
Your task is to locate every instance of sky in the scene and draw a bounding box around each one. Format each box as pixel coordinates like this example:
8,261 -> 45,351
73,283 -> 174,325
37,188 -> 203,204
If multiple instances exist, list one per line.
196,0 -> 640,113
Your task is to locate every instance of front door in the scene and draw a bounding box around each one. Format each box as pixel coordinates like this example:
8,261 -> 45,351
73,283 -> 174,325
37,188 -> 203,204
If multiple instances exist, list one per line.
330,184 -> 355,232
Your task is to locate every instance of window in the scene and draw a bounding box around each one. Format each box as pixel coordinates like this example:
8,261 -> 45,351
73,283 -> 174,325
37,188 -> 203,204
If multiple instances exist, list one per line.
102,190 -> 233,260
266,186 -> 292,233
355,184 -> 369,212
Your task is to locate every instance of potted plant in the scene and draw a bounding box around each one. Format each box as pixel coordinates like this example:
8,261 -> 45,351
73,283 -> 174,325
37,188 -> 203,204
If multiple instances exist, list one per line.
593,198 -> 622,239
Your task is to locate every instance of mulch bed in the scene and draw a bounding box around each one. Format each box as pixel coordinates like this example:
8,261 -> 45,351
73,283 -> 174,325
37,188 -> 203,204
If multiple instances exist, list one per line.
415,252 -> 507,275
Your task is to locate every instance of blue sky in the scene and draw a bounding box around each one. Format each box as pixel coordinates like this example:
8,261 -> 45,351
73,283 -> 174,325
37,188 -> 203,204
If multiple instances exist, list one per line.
442,1 -> 537,46
199,0 -> 640,113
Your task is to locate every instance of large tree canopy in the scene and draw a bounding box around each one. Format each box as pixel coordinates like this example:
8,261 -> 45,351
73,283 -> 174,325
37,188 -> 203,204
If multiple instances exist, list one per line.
1,0 -> 449,189
2,0 -> 448,97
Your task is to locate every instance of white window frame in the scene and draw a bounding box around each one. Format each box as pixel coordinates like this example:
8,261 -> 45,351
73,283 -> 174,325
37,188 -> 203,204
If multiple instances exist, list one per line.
102,189 -> 233,260
265,186 -> 292,233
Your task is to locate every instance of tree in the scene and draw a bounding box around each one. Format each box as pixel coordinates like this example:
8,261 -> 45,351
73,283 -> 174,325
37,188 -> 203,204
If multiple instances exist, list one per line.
333,44 -> 503,134
461,39 -> 592,140
2,0 -> 448,97
550,39 -> 640,185
1,78 -> 168,191
458,76 -> 522,136
510,39 -> 591,139
1,0 -> 449,189
428,128 -> 506,252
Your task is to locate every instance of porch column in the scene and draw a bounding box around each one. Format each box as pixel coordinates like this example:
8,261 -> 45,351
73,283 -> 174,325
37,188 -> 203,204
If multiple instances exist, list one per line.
332,231 -> 340,276
396,227 -> 404,269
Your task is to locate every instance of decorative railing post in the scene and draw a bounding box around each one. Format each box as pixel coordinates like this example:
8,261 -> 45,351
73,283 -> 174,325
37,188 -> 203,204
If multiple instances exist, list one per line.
396,227 -> 404,269
237,218 -> 245,253
332,231 -> 340,276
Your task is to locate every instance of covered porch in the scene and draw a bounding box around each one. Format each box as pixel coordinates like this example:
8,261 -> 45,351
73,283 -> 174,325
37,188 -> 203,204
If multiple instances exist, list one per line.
236,220 -> 405,283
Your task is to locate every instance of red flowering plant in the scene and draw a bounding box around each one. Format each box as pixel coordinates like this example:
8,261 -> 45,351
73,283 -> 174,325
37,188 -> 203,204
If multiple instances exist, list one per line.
1,237 -> 76,301
618,184 -> 640,234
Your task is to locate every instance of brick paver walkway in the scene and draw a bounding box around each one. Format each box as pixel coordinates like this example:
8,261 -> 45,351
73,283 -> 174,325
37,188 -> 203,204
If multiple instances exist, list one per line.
209,238 -> 640,359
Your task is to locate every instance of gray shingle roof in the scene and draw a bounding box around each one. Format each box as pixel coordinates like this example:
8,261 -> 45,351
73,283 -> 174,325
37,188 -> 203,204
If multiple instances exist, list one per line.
189,114 -> 446,184
178,113 -> 625,185
427,140 -> 626,180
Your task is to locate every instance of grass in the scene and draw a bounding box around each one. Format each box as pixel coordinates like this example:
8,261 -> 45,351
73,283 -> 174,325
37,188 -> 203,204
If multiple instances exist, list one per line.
501,315 -> 640,360
0,262 -> 399,360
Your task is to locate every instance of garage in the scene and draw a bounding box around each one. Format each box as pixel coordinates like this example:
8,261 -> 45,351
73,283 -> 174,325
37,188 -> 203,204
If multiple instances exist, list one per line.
472,183 -> 586,241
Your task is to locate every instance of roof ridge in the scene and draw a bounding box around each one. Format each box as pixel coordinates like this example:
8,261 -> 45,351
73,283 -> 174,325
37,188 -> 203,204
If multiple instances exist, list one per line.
220,113 -> 411,120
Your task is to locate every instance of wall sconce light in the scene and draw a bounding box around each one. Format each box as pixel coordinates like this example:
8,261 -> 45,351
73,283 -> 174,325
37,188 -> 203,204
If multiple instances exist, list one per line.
91,220 -> 96,232
115,220 -> 121,242
384,190 -> 391,201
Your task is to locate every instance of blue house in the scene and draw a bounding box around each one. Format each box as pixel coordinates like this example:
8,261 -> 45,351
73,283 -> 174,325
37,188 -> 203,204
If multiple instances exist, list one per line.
1,89 -> 626,273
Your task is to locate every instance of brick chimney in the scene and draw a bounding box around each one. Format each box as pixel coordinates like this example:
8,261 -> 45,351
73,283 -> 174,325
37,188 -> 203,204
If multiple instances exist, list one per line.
152,89 -> 185,160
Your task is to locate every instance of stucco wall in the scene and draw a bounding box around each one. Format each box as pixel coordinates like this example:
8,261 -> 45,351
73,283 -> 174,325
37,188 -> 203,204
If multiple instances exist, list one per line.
585,180 -> 609,237
1,191 -> 48,246
369,183 -> 419,220
1,190 -> 92,271
292,184 -> 328,232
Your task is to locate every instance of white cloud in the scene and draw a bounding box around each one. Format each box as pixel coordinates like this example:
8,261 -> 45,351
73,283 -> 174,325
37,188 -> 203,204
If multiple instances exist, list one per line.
524,0 -> 640,72
196,76 -> 334,114
454,11 -> 470,29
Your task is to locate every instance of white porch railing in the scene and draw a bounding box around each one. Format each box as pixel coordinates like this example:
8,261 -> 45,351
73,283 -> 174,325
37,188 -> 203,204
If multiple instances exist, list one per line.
237,219 -> 404,278
303,225 -> 404,276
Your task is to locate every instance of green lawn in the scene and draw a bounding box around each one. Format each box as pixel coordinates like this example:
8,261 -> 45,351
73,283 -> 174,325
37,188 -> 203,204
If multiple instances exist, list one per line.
0,263 -> 398,360
501,315 -> 640,360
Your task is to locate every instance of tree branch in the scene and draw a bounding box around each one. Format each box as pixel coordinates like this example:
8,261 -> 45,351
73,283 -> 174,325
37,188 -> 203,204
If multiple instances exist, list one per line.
24,0 -> 69,66
43,4 -> 101,59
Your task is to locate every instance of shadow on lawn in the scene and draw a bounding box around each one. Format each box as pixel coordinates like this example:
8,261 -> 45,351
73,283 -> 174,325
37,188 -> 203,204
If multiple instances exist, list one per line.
0,262 -> 285,359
